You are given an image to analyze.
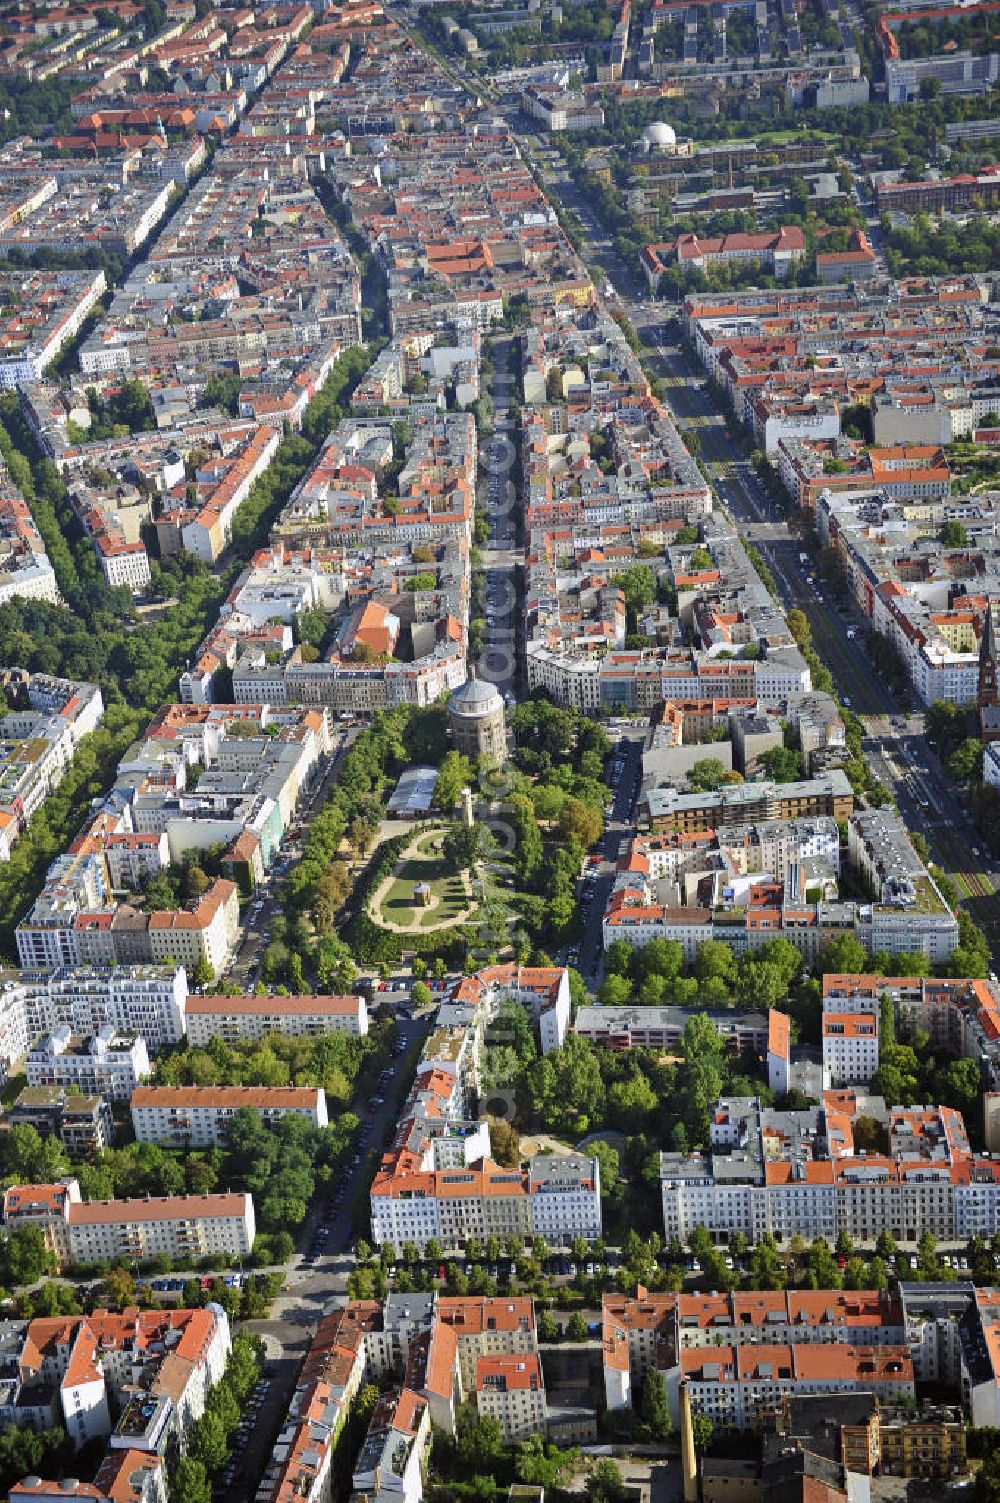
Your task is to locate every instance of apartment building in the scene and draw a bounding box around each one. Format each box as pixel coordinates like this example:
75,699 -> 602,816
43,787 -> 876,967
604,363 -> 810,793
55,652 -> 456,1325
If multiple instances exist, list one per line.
10,1086 -> 114,1158
814,486 -> 1000,707
0,673 -> 104,862
352,1388 -> 431,1503
659,1090 -> 999,1247
20,966 -> 188,1052
823,971 -> 1000,1102
256,1301 -> 378,1503
257,1291 -> 543,1503
677,1343 -> 914,1431
371,1140 -> 600,1253
604,776 -> 958,967
602,1287 -> 913,1428
0,964 -> 189,1075
0,475 -> 58,610
17,879 -> 241,979
682,279 -> 991,514
649,226 -> 806,283
527,1156 -> 602,1244
184,991 -> 368,1046
371,962 -> 599,1251
822,1003 -> 879,1090
2,1181 -> 256,1269
0,269 -> 106,389
9,1454 -> 166,1503
7,1304 -> 230,1455
26,1024 -> 150,1102
574,1005 -> 768,1054
130,1085 -> 328,1147
645,771 -> 855,834
475,1354 -> 546,1443
450,964 -> 570,1055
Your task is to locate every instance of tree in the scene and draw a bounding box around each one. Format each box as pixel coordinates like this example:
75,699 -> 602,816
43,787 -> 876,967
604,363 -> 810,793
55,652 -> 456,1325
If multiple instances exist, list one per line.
636,938 -> 684,983
189,1409 -> 228,1473
0,1424 -> 67,1495
590,1139 -> 621,1198
536,1308 -> 559,1343
517,1435 -> 580,1489
678,1014 -> 725,1142
558,797 -> 603,849
102,1264 -> 137,1311
604,940 -> 635,977
924,700 -> 969,759
589,1459 -> 627,1503
638,1366 -> 671,1439
411,981 -> 432,1008
608,1074 -> 657,1131
757,745 -> 803,783
442,822 -> 496,873
853,1116 -> 889,1154
487,1116 -> 521,1168
567,1311 -> 589,1341
872,1042 -> 921,1106
934,1056 -> 981,1114
598,972 -> 633,1007
687,758 -> 729,792
939,520 -> 968,547
171,1458 -> 211,1503
457,1413 -> 504,1471
787,609 -> 811,650
2,1225 -> 53,1286
529,1033 -> 606,1137
611,564 -> 656,621
817,933 -> 868,976
691,1415 -> 714,1452
804,1238 -> 842,1291
434,750 -> 474,811
694,941 -> 736,988
5,1123 -> 69,1183
949,738 -> 983,784
192,956 -> 215,988
917,1228 -> 939,1280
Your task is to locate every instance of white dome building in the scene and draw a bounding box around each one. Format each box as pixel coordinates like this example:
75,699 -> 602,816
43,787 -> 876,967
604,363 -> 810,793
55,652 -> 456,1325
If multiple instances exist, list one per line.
641,121 -> 677,154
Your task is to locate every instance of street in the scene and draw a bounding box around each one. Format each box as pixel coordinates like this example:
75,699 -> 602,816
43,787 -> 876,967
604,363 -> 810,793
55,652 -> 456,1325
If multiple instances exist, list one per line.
576,735 -> 644,981
229,1011 -> 431,1502
650,318 -> 1000,956
226,724 -> 359,987
478,334 -> 523,698
514,138 -> 1000,957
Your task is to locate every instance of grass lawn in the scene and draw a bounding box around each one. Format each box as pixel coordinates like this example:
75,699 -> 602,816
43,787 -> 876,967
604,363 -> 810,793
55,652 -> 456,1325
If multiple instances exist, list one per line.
377,844 -> 473,929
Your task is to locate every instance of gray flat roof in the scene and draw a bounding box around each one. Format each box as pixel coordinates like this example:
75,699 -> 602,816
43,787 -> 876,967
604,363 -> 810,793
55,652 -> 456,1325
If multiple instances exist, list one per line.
387,765 -> 438,814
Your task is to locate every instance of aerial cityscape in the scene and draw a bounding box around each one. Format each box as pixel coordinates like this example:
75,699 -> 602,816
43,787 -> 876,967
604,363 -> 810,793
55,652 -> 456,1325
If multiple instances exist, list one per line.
2,1 -> 1000,1502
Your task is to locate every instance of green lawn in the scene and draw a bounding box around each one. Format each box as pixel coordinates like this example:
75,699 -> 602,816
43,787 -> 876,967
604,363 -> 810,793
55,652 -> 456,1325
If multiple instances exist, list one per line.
377,845 -> 473,929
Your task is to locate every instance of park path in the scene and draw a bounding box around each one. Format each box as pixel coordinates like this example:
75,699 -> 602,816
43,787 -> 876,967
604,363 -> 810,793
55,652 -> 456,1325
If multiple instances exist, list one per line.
368,828 -> 475,934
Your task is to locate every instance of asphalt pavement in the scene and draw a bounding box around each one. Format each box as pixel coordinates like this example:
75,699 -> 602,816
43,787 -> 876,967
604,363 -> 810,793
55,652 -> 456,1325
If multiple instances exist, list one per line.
524,152 -> 1000,960
478,334 -> 522,699
575,736 -> 644,981
624,310 -> 1000,961
229,1012 -> 431,1502
227,725 -> 359,987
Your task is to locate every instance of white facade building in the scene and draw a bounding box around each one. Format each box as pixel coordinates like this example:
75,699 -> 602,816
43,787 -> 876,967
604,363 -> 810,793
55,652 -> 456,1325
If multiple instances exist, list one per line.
26,1024 -> 150,1102
131,1085 -> 328,1147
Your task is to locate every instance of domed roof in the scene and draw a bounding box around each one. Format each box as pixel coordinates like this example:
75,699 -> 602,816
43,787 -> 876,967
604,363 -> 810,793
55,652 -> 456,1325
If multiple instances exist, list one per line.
450,675 -> 503,714
642,120 -> 676,147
